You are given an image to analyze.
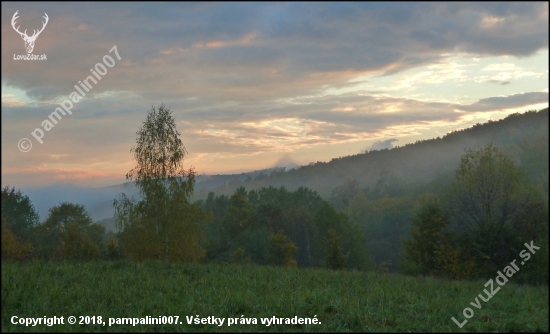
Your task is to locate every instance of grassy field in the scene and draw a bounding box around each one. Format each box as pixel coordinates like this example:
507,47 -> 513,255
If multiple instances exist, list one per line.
2,261 -> 548,332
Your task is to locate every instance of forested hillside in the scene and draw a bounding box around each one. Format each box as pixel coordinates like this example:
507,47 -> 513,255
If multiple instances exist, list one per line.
194,109 -> 548,200
194,108 -> 549,275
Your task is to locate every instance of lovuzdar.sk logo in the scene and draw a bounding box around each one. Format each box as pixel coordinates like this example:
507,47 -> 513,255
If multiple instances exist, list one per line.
12,10 -> 49,60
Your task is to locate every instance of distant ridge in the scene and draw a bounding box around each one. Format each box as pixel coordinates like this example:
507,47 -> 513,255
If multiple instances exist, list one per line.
193,108 -> 549,199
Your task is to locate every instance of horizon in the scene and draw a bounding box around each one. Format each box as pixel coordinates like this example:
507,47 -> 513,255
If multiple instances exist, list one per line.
8,107 -> 545,194
2,2 -> 549,189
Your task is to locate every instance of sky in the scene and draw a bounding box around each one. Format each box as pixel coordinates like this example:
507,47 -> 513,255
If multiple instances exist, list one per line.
2,2 -> 548,189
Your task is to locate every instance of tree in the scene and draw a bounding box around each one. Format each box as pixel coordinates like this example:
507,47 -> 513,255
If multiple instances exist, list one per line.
325,229 -> 348,270
41,202 -> 97,230
223,191 -> 254,238
518,137 -> 549,197
59,222 -> 101,260
449,144 -> 525,234
2,215 -> 32,260
448,144 -> 528,274
313,202 -> 372,270
231,247 -> 251,265
1,186 -> 40,242
402,194 -> 476,278
114,104 -> 206,262
402,195 -> 449,275
33,202 -> 103,260
105,234 -> 122,260
446,144 -> 548,279
266,231 -> 298,267
255,202 -> 285,233
509,187 -> 549,284
329,178 -> 360,211
282,205 -> 315,267
373,170 -> 406,198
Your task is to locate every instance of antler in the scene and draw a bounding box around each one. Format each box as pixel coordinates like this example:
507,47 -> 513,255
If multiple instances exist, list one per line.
31,13 -> 49,39
11,11 -> 49,40
11,10 -> 27,37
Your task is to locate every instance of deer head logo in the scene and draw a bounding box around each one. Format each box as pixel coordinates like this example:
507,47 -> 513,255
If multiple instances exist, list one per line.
11,10 -> 49,54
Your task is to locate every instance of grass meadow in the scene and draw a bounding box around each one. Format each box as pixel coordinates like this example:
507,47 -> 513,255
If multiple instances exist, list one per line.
2,261 -> 548,332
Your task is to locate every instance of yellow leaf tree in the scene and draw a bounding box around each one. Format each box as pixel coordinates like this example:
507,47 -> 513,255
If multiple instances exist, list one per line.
114,104 -> 206,262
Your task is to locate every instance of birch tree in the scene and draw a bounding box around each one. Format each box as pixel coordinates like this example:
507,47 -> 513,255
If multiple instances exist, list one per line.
114,104 -> 206,262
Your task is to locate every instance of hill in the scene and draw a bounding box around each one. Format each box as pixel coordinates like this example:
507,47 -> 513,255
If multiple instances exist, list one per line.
194,108 -> 549,199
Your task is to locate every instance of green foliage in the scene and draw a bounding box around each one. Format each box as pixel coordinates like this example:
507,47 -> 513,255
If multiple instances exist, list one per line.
43,202 -> 94,228
254,202 -> 284,232
432,239 -> 478,279
519,136 -> 549,197
329,178 -> 359,211
313,202 -> 372,270
201,184 -> 372,270
231,247 -> 251,265
447,144 -> 548,280
59,222 -> 100,261
1,186 -> 40,242
522,237 -> 549,285
38,202 -> 104,262
32,202 -> 104,260
402,194 -> 451,276
509,189 -> 549,284
372,170 -> 407,198
266,231 -> 298,267
348,192 -> 414,271
223,192 -> 254,238
325,229 -> 348,270
105,234 -> 122,260
449,144 -> 525,234
114,104 -> 206,262
115,176 -> 207,262
1,216 -> 32,260
231,226 -> 270,265
402,144 -> 549,284
125,104 -> 187,184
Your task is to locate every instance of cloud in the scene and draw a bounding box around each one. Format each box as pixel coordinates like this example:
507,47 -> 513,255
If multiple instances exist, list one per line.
1,2 -> 547,103
1,94 -> 26,107
472,63 -> 546,85
489,80 -> 510,86
272,154 -> 300,169
363,139 -> 398,152
458,92 -> 548,112
379,62 -> 469,91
